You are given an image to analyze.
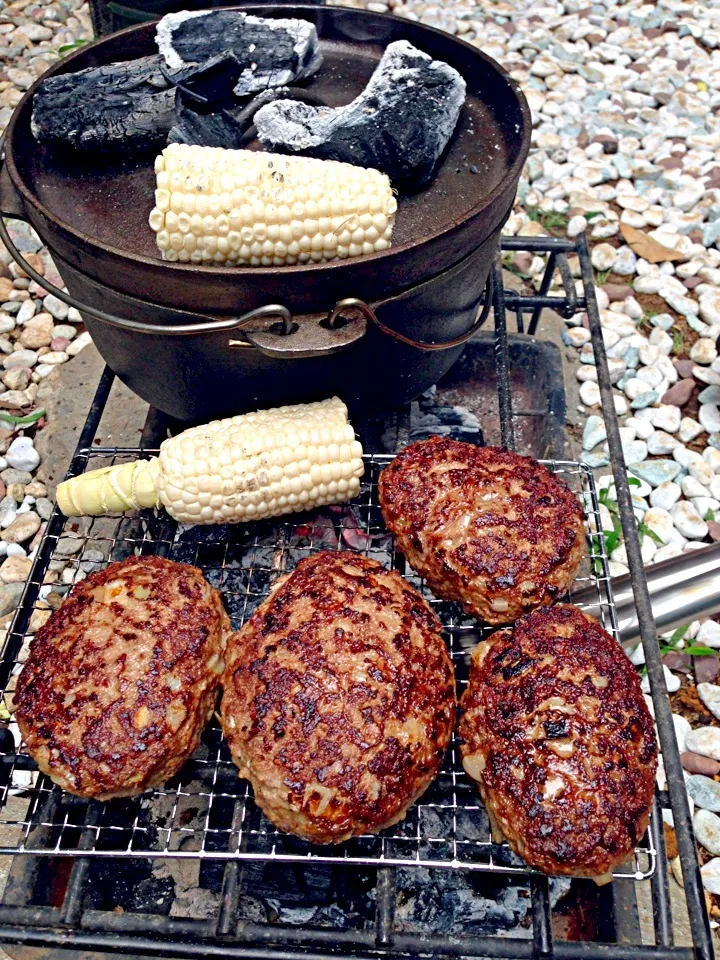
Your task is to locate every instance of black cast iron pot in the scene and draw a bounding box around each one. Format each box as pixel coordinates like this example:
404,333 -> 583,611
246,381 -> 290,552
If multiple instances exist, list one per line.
0,5 -> 530,422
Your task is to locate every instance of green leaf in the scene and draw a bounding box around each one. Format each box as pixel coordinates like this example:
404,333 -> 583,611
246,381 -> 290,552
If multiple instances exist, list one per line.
583,211 -> 604,221
672,328 -> 685,356
602,514 -> 623,557
663,624 -> 691,652
638,521 -> 663,546
58,39 -> 88,56
683,645 -> 718,657
706,508 -> 716,523
595,268 -> 612,286
628,477 -> 641,488
0,408 -> 45,426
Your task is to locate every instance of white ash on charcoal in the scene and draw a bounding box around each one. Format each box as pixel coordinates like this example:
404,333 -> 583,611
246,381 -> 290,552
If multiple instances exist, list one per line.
31,11 -> 323,153
155,10 -> 322,95
255,40 -> 466,190
394,867 -> 571,935
408,389 -> 482,444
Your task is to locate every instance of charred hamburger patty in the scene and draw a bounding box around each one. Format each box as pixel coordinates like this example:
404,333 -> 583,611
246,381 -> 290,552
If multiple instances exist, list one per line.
378,437 -> 586,624
15,556 -> 230,800
459,604 -> 657,878
221,551 -> 455,844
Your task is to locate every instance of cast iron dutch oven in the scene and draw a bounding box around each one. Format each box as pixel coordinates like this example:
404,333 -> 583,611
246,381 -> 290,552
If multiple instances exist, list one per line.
0,5 -> 530,421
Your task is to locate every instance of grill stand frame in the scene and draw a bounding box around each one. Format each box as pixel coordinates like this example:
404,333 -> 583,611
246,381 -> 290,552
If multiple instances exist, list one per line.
0,236 -> 711,960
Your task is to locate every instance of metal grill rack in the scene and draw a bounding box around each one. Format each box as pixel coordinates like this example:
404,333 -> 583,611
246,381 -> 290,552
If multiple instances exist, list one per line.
0,235 -> 712,960
0,453 -> 654,881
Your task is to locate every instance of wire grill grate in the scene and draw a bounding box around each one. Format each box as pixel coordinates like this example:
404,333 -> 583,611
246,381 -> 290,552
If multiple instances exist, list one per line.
0,450 -> 655,880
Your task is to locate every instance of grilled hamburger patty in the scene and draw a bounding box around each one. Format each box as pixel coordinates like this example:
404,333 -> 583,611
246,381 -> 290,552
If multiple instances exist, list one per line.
459,604 -> 657,878
15,556 -> 230,800
378,437 -> 586,624
221,551 -> 455,843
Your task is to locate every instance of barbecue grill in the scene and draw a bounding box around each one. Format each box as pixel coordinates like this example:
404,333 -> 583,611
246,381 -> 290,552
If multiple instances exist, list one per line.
0,235 -> 712,960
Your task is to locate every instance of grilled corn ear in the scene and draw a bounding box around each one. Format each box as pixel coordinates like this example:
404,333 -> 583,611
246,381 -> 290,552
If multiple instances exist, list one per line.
149,144 -> 397,265
56,397 -> 364,524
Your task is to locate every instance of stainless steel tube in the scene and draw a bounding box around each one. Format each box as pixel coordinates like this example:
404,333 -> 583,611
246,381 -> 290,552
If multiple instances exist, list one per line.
573,542 -> 720,648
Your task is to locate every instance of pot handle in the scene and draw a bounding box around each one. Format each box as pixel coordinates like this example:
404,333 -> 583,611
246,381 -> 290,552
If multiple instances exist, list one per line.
0,204 -> 491,355
326,271 -> 493,353
0,147 -> 27,222
0,210 -> 296,337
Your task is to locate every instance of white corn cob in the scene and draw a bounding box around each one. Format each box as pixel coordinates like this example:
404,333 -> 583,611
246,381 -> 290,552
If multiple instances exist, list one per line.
56,397 -> 365,525
148,143 -> 397,266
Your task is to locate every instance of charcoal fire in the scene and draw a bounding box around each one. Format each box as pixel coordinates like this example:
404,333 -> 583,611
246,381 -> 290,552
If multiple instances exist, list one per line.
30,10 -> 322,153
30,55 -> 185,152
254,40 -> 467,191
155,10 -> 322,97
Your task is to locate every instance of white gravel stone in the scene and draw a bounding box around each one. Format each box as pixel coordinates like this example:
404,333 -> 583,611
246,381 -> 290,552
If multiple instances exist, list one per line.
638,342 -> 661,368
42,294 -> 69,321
699,684 -> 720,723
690,459 -> 715,488
642,508 -> 675,545
5,437 -> 39,473
650,482 -> 682,511
15,300 -> 36,326
651,405 -> 681,433
624,378 -> 655,401
671,501 -> 709,540
679,417 -> 704,443
700,404 -> 720,434
691,338 -> 719,365
706,448 -> 720,473
622,440 -> 648,464
701,859 -> 720,895
686,726 -> 720,761
591,243 -> 616,272
66,332 -> 92,356
691,498 -> 719,520
613,394 -> 628,415
579,381 -> 601,407
626,417 -> 654,441
682,476 -> 710,500
2,350 -> 36,370
649,328 -> 674,355
675,447 -> 704,470
642,664 -> 680,694
566,328 -> 591,347
567,215 -> 587,238
697,621 -> 720,650
654,543 -> 685,563
647,431 -> 680,455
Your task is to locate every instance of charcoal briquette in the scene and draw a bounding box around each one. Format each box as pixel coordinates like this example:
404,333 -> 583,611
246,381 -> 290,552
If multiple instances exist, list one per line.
254,40 -> 466,191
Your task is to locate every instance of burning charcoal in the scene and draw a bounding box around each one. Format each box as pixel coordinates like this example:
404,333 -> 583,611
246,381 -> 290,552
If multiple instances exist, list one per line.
155,10 -> 322,97
169,99 -> 247,149
31,55 -> 183,152
168,85 -> 326,150
255,40 -> 466,191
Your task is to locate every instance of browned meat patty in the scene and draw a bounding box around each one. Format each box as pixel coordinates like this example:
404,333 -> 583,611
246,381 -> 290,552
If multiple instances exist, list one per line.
221,551 -> 455,844
15,556 -> 230,800
459,604 -> 657,879
378,437 -> 586,624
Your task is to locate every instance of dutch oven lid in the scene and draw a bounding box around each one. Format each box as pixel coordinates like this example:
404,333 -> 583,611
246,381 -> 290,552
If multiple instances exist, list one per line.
2,6 -> 531,307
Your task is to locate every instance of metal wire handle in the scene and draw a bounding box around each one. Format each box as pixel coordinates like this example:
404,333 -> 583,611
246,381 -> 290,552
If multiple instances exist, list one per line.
328,271 -> 494,352
0,209 -> 492,353
0,212 -> 294,337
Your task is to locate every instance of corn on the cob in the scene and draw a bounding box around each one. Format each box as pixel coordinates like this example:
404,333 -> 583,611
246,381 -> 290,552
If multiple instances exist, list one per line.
56,397 -> 365,524
148,144 -> 397,266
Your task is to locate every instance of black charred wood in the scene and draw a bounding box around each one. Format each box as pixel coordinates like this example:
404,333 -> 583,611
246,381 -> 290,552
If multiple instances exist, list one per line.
254,39 -> 467,191
156,10 -> 322,98
31,55 -> 183,152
